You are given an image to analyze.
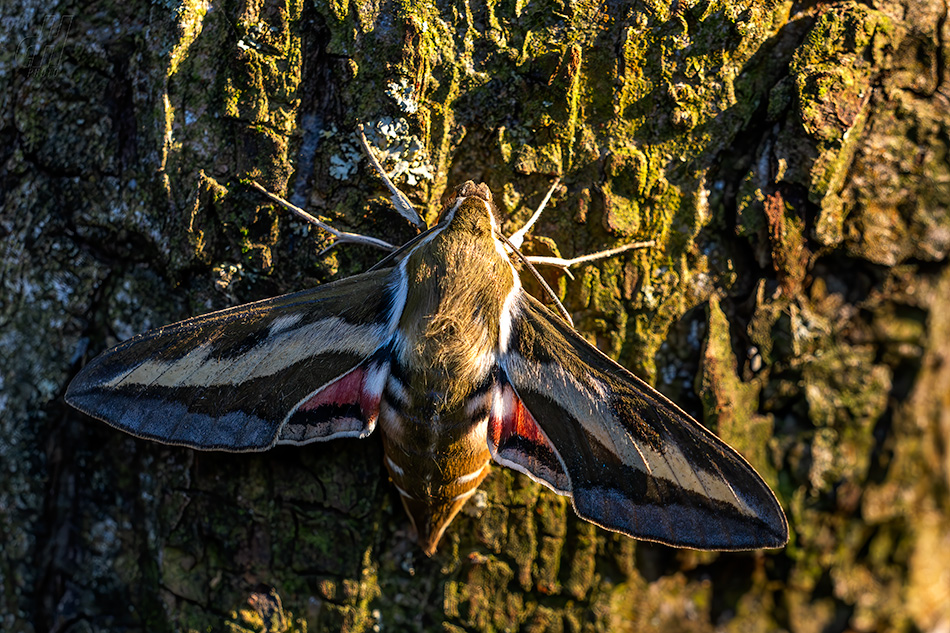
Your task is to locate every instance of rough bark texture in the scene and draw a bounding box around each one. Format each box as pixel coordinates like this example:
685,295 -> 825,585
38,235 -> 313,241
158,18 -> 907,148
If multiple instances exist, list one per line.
2,0 -> 949,631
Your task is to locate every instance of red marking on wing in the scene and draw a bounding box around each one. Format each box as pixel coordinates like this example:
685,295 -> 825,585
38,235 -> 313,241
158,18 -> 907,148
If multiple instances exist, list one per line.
488,385 -> 570,494
300,367 -> 366,410
296,364 -> 382,428
489,387 -> 544,445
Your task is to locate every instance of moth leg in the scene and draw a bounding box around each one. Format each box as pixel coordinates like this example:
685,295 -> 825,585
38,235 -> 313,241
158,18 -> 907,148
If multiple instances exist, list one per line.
498,178 -> 654,326
506,178 -> 654,278
506,238 -> 656,326
357,124 -> 428,231
526,240 -> 656,276
508,177 -> 561,249
248,181 -> 397,252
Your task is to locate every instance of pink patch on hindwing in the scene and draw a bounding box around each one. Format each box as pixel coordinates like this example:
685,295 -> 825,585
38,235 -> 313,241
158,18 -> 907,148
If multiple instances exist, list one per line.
281,364 -> 385,443
488,385 -> 571,494
300,367 -> 366,410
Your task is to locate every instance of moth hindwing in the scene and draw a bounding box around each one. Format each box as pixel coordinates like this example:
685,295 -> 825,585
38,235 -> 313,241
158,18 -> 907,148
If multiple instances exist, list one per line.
67,177 -> 788,555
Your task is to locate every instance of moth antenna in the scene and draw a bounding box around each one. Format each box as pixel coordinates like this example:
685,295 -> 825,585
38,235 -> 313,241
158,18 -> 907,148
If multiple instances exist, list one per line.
357,123 -> 428,231
508,176 -> 561,249
248,181 -> 396,252
498,232 -> 574,327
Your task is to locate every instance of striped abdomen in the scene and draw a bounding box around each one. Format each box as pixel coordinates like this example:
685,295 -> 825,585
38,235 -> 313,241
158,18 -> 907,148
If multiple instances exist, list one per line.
377,369 -> 493,555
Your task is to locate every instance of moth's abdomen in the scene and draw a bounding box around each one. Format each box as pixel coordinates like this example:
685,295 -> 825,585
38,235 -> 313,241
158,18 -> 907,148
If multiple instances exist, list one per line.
378,375 -> 492,555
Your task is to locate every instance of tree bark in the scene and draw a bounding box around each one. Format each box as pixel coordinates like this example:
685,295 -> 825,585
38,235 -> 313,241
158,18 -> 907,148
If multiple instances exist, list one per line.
2,0 -> 949,631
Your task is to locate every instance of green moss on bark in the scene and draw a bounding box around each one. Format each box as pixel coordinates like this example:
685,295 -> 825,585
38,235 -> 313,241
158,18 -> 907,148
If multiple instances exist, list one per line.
6,0 -> 950,631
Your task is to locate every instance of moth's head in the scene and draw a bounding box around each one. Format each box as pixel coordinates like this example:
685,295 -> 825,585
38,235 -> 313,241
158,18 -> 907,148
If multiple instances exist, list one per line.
437,180 -> 499,236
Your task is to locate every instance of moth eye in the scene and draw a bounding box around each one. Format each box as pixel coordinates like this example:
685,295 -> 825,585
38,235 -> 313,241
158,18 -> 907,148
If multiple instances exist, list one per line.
473,182 -> 492,202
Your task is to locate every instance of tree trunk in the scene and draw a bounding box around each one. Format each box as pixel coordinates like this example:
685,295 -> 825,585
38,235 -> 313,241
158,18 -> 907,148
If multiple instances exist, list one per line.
3,0 -> 948,631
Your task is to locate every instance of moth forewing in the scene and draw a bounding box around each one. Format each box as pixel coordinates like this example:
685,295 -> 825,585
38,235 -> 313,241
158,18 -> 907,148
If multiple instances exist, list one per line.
498,293 -> 788,550
65,269 -> 397,452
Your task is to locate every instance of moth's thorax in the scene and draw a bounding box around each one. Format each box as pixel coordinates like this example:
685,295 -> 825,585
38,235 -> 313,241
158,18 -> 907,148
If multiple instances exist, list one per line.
395,187 -> 516,410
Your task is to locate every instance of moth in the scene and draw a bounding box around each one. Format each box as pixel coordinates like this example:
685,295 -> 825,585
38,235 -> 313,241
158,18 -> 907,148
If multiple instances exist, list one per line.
66,157 -> 788,556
